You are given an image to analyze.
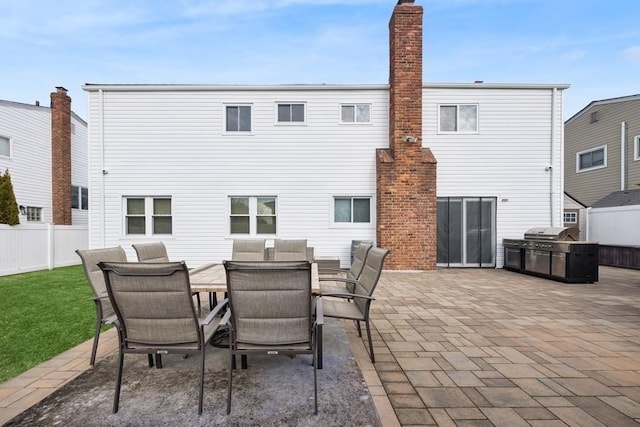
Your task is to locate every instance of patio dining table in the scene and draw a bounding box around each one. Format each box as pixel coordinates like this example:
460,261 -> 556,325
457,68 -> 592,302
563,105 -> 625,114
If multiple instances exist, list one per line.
189,262 -> 323,368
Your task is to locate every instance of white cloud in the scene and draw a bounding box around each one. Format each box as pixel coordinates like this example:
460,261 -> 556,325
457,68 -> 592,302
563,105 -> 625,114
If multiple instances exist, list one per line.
621,46 -> 640,62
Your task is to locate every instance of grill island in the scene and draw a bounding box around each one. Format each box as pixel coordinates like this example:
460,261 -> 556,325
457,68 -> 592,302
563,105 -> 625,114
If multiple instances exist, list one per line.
503,227 -> 598,283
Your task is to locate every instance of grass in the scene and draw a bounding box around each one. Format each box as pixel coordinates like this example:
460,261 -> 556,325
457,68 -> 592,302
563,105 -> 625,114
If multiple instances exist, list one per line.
0,265 -> 98,383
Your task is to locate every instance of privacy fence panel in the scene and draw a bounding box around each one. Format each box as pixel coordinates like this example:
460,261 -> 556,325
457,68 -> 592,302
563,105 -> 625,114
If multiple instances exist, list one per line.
0,224 -> 88,276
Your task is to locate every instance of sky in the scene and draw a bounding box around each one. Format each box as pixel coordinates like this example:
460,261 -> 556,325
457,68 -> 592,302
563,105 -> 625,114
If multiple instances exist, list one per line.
1,0 -> 638,121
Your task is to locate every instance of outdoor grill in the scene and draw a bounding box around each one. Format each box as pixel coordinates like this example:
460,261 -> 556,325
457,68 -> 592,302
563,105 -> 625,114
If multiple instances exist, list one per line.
503,227 -> 598,283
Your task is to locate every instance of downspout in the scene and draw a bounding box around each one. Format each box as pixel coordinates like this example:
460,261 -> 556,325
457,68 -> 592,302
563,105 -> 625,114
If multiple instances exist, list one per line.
99,89 -> 106,247
549,88 -> 557,227
621,121 -> 627,190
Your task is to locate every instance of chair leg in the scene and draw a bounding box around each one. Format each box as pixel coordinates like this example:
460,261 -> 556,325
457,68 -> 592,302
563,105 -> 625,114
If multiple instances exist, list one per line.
313,343 -> 318,414
147,354 -> 154,368
355,320 -> 362,337
194,292 -> 202,315
226,349 -> 234,414
155,354 -> 163,369
113,351 -> 125,413
90,319 -> 101,366
198,348 -> 205,415
365,319 -> 375,363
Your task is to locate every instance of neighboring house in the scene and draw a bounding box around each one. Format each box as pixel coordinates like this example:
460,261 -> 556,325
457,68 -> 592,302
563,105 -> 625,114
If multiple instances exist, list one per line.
563,192 -> 587,240
82,1 -> 567,270
564,94 -> 640,209
0,87 -> 88,225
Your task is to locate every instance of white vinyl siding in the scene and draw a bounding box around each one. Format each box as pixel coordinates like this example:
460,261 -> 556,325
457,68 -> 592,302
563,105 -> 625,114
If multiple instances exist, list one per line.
576,145 -> 606,172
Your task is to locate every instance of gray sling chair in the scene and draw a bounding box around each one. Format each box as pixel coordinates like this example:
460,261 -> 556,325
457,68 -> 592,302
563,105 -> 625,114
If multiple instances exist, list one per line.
133,242 -> 201,314
223,260 -> 323,415
76,247 -> 128,366
319,242 -> 372,295
231,239 -> 267,261
98,261 -> 228,414
272,238 -> 308,261
320,247 -> 389,363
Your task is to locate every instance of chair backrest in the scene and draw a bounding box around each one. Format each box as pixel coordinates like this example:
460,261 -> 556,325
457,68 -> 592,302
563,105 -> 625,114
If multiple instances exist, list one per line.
353,247 -> 390,315
99,261 -> 200,348
272,239 -> 308,261
132,242 -> 169,262
348,242 -> 373,281
224,261 -> 312,346
231,239 -> 266,261
76,247 -> 128,319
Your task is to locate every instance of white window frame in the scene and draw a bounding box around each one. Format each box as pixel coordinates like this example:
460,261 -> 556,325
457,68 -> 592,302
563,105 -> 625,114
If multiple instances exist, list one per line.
228,195 -> 278,237
438,104 -> 479,134
634,135 -> 640,161
224,104 -> 253,134
563,211 -> 577,224
25,206 -> 42,222
0,135 -> 11,158
123,196 -> 172,237
576,145 -> 607,172
340,104 -> 371,124
71,186 -> 89,210
276,102 -> 306,125
330,195 -> 373,228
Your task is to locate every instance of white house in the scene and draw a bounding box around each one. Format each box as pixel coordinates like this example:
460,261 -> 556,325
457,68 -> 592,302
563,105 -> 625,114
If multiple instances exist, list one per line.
0,88 -> 88,225
82,1 -> 567,269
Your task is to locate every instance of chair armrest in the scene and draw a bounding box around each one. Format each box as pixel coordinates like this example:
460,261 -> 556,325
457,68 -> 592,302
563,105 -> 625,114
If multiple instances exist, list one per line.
319,292 -> 375,301
201,298 -> 229,325
314,296 -> 324,326
219,309 -> 232,326
318,267 -> 346,275
318,277 -> 356,284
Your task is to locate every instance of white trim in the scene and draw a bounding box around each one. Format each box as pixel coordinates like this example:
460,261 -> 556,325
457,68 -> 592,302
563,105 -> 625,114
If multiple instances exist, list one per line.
223,103 -> 254,135
227,195 -> 278,238
329,195 -> 373,228
122,196 -> 173,237
576,144 -> 607,173
634,135 -> 640,161
0,135 -> 12,158
563,211 -> 578,224
339,103 -> 372,124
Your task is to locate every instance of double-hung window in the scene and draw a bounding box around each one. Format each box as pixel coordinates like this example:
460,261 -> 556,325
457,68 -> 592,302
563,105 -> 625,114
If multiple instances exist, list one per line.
71,186 -> 89,210
225,105 -> 252,132
124,196 -> 172,236
229,196 -> 277,236
439,104 -> 478,133
340,104 -> 371,124
0,136 -> 10,157
333,197 -> 371,224
577,145 -> 606,172
277,103 -> 305,123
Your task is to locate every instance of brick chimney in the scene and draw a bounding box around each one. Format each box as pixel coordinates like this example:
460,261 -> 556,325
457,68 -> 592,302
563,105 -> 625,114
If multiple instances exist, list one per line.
51,87 -> 72,225
376,0 -> 437,270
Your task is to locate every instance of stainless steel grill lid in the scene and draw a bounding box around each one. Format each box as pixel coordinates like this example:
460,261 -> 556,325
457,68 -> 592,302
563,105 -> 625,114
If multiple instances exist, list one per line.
523,227 -> 578,241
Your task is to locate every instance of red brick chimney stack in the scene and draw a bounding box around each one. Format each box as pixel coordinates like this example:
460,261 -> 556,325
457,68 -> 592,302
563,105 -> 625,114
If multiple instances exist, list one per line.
376,0 -> 437,270
51,86 -> 72,225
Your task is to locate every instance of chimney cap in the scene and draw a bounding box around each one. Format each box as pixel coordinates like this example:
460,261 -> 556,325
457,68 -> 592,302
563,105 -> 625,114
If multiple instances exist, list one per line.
397,0 -> 415,4
55,86 -> 68,93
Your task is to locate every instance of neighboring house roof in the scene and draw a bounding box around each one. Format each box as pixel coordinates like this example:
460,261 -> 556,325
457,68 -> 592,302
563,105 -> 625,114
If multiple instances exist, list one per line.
565,93 -> 640,125
591,189 -> 640,208
564,191 -> 587,208
0,99 -> 87,125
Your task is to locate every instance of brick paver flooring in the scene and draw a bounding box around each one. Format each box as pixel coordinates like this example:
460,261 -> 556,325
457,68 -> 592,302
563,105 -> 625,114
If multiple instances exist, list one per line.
365,266 -> 640,426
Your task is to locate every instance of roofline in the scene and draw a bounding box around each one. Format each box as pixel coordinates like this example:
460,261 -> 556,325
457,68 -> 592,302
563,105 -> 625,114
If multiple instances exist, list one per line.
564,191 -> 587,208
565,93 -> 640,125
82,82 -> 570,92
0,99 -> 86,125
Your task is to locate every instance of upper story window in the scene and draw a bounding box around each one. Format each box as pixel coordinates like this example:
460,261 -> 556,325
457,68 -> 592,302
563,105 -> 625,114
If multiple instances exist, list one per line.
277,103 -> 305,123
577,145 -> 606,172
225,105 -> 252,132
340,104 -> 371,124
0,136 -> 10,157
439,104 -> 478,133
634,135 -> 640,161
333,196 -> 371,224
229,196 -> 277,236
124,196 -> 172,236
563,211 -> 577,224
71,186 -> 89,210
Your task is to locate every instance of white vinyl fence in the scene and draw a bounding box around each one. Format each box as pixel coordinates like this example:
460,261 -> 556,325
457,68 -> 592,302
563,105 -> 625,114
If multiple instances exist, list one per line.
588,205 -> 640,245
0,224 -> 88,276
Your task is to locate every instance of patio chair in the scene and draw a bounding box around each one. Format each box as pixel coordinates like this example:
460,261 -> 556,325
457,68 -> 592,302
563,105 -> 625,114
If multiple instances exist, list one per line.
75,247 -> 128,366
321,247 -> 389,363
272,239 -> 308,261
223,260 -> 323,415
133,241 -> 201,314
98,261 -> 228,414
319,242 -> 372,295
231,239 -> 266,261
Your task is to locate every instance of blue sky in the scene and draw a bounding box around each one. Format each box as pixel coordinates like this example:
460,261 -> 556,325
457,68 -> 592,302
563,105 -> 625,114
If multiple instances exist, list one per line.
1,0 -> 638,120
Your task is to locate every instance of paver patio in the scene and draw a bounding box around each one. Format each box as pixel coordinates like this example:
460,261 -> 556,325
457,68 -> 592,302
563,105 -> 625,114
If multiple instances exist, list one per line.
1,265 -> 639,425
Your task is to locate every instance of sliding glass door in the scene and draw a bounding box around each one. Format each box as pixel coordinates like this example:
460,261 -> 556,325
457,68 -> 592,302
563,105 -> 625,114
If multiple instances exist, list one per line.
437,197 -> 496,267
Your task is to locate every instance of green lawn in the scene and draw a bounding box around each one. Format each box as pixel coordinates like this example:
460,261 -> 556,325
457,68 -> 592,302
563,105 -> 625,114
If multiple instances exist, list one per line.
0,265 -> 98,383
